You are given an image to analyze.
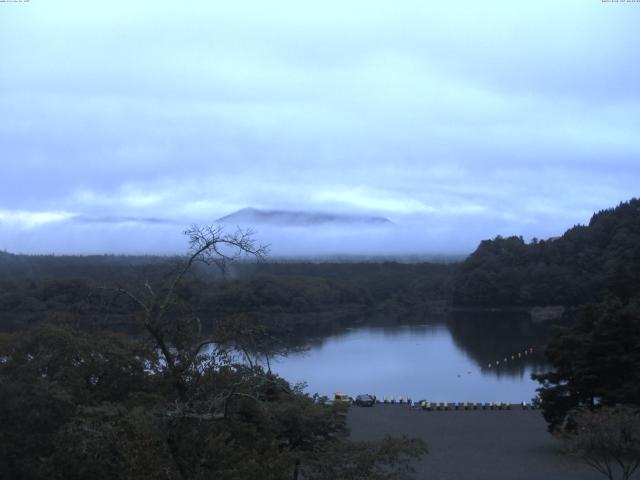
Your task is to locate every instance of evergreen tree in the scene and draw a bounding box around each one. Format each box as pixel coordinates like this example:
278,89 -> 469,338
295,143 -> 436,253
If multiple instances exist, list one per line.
533,298 -> 640,432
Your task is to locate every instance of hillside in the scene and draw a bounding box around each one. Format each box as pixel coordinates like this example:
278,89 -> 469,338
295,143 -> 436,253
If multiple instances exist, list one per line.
452,198 -> 640,307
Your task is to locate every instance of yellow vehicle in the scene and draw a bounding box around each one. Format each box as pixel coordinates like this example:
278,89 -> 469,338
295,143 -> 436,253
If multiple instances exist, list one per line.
334,392 -> 353,405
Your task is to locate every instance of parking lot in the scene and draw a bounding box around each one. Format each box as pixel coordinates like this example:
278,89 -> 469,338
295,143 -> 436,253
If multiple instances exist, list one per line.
348,404 -> 604,480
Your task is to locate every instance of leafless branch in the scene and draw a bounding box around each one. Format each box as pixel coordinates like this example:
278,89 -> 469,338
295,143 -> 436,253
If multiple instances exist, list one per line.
99,224 -> 270,401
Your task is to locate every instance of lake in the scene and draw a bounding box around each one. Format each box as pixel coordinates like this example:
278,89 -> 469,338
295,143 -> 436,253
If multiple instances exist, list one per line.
271,312 -> 550,404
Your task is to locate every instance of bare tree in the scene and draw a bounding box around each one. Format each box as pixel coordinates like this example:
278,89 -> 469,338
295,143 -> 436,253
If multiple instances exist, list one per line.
114,224 -> 268,398
564,406 -> 640,480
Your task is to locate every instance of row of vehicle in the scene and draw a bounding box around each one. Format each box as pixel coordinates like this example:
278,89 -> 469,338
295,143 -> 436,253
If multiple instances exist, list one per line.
334,393 -> 415,406
334,394 -> 536,411
333,392 -> 376,406
416,401 -> 536,410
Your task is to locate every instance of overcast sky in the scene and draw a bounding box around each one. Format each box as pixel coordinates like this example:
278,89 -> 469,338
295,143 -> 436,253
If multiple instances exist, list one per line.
1,1 -> 639,255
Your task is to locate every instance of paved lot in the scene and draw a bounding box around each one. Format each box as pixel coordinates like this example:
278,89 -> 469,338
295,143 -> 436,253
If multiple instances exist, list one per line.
348,404 -> 606,480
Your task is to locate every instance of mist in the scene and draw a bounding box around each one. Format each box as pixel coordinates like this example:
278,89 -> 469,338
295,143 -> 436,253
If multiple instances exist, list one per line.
1,1 -> 638,255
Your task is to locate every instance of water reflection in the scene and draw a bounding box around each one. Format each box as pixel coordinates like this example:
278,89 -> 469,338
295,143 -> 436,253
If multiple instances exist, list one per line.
448,311 -> 548,378
272,312 -> 551,403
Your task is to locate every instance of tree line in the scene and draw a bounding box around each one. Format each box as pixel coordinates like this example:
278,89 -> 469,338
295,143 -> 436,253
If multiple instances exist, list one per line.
0,252 -> 453,334
452,199 -> 640,479
2,198 -> 639,478
452,198 -> 640,307
0,226 -> 426,479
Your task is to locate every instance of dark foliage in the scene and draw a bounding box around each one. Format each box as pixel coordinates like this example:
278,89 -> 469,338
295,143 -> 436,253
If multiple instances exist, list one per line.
563,405 -> 640,480
0,226 -> 427,479
0,256 -> 453,334
453,198 -> 640,307
0,320 -> 426,480
533,299 -> 640,432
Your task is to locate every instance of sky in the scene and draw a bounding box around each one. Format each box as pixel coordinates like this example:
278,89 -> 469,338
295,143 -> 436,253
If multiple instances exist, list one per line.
1,0 -> 639,255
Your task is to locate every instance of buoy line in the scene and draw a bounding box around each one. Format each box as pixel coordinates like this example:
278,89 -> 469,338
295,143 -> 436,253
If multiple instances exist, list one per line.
486,346 -> 535,369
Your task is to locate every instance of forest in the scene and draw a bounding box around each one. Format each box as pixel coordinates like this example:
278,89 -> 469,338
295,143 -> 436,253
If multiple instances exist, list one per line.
2,199 -> 639,333
452,199 -> 640,439
1,199 -> 639,478
452,198 -> 640,307
0,226 -> 428,479
0,251 -> 453,335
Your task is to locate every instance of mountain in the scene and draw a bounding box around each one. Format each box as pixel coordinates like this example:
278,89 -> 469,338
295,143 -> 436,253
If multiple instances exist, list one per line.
216,208 -> 392,226
452,198 -> 640,307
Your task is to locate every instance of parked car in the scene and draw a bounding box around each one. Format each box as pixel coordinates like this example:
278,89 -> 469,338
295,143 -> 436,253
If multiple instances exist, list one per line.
334,392 -> 353,405
354,394 -> 375,407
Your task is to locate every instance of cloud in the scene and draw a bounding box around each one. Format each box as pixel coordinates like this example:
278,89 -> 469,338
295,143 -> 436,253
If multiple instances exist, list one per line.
312,187 -> 435,215
0,1 -> 638,254
71,215 -> 177,225
0,210 -> 75,229
74,187 -> 167,210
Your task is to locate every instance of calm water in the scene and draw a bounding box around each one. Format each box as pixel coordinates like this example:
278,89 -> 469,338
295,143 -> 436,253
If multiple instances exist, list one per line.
272,314 -> 549,403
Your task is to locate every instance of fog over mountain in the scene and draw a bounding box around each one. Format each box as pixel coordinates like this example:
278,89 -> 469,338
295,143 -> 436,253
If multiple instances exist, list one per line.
0,203 -> 614,257
217,208 -> 392,226
1,2 -> 638,255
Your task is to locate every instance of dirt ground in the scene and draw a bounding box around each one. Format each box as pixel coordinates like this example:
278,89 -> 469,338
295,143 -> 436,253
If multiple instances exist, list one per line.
348,404 -> 607,480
